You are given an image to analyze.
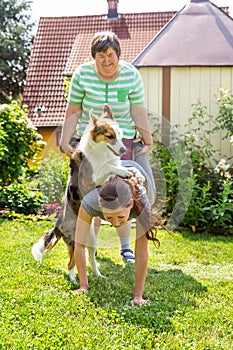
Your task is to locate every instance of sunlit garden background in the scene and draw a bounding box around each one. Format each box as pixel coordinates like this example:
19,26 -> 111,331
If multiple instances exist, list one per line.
0,88 -> 232,350
0,0 -> 232,348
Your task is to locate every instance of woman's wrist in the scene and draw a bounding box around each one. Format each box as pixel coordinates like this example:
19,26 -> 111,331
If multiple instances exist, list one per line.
139,143 -> 153,155
143,138 -> 153,147
142,136 -> 153,150
60,143 -> 74,156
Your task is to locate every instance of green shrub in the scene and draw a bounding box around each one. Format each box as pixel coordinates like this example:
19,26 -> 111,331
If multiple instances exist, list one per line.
0,150 -> 69,214
0,182 -> 43,214
37,150 -> 69,204
151,89 -> 233,234
0,101 -> 45,185
216,88 -> 233,138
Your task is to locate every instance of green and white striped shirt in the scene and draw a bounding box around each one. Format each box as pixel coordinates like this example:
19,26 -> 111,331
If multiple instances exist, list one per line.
68,60 -> 145,138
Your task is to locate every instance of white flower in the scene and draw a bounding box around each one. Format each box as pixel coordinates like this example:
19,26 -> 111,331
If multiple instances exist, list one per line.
215,159 -> 230,174
218,159 -> 226,169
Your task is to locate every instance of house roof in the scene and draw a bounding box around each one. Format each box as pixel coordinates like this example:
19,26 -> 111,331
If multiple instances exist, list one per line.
22,1 -> 231,128
22,11 -> 175,127
133,0 -> 233,67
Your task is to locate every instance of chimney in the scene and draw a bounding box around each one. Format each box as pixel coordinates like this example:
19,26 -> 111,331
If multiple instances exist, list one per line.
107,0 -> 119,19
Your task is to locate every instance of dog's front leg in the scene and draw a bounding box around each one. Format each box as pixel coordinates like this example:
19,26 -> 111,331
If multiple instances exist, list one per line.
110,165 -> 132,178
94,166 -> 132,185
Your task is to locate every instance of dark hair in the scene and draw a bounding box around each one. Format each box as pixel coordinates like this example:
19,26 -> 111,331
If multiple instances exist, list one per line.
99,176 -> 133,210
99,176 -> 160,245
91,31 -> 121,59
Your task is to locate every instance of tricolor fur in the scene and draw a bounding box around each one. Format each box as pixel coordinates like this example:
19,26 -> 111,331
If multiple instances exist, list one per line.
78,104 -> 131,185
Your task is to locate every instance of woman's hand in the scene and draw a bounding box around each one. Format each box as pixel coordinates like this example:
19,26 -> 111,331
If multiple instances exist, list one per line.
76,286 -> 89,294
131,297 -> 148,306
130,105 -> 153,155
60,143 -> 74,157
60,103 -> 82,156
138,143 -> 153,155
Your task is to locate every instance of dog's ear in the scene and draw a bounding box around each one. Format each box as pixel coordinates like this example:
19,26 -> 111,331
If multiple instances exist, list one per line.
103,104 -> 114,120
90,110 -> 99,126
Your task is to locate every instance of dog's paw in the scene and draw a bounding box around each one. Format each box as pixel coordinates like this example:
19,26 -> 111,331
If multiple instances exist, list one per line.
97,271 -> 106,278
126,167 -> 145,183
115,167 -> 132,178
69,268 -> 78,284
92,267 -> 105,278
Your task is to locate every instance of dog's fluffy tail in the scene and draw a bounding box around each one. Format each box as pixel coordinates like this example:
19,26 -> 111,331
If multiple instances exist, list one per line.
31,238 -> 45,261
31,228 -> 61,262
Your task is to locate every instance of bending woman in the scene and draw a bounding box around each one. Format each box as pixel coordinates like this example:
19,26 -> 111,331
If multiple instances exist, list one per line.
74,162 -> 159,306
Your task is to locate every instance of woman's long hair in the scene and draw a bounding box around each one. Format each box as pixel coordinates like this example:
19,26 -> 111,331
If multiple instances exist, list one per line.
99,175 -> 161,246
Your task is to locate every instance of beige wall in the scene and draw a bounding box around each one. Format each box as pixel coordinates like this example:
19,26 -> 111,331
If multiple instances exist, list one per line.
140,68 -> 163,117
38,126 -> 63,159
139,66 -> 233,161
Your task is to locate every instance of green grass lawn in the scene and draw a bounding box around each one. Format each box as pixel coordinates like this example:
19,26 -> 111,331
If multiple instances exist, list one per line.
0,219 -> 232,349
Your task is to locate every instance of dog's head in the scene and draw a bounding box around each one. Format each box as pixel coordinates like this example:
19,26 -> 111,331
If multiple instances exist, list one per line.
88,104 -> 126,156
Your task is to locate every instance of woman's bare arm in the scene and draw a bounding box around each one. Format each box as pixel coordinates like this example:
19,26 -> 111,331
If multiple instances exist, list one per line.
133,219 -> 149,305
60,103 -> 82,155
131,105 -> 153,155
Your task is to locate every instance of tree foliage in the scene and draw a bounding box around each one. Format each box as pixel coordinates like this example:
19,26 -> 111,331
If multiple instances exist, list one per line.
0,0 -> 34,103
0,101 -> 44,185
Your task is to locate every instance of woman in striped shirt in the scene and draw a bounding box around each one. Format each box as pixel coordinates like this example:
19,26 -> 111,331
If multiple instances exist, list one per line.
60,31 -> 155,264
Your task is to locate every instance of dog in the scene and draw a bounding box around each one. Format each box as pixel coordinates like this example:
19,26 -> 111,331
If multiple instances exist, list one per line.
31,104 -> 132,283
78,104 -> 132,186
